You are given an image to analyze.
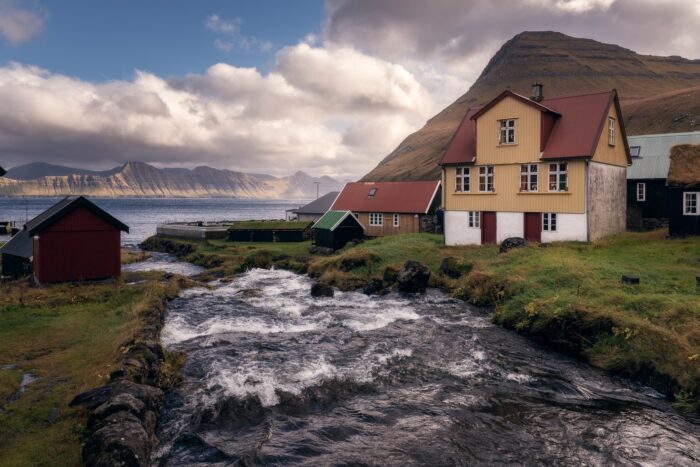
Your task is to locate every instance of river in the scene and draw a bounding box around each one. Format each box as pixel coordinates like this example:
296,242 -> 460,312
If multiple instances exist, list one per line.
153,268 -> 700,466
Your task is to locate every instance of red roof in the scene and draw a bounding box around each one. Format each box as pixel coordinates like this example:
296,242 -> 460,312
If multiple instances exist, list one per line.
439,89 -> 631,165
331,180 -> 441,214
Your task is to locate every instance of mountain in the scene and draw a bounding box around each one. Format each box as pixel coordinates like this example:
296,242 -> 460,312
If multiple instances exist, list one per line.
362,31 -> 700,182
5,162 -> 121,180
0,161 -> 344,199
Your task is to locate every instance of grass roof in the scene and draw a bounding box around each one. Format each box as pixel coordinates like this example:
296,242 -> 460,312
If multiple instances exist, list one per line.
313,210 -> 354,231
227,220 -> 312,231
668,144 -> 700,187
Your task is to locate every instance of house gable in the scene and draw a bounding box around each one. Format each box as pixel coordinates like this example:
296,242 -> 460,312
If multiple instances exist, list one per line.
591,99 -> 630,167
474,95 -> 543,165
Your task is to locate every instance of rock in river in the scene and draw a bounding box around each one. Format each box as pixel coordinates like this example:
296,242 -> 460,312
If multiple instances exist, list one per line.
311,282 -> 334,298
397,261 -> 430,294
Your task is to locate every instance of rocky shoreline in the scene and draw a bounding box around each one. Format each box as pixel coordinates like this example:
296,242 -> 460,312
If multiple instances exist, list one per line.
70,276 -> 184,467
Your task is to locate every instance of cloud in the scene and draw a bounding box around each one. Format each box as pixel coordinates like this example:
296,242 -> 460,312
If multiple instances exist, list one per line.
0,45 -> 432,178
0,0 -> 45,44
205,13 -> 275,54
324,0 -> 700,107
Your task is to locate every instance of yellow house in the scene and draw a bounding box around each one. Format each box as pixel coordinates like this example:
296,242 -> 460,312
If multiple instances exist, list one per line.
439,84 -> 631,245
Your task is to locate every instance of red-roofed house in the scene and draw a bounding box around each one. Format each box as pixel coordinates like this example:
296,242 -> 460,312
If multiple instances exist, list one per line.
440,84 -> 631,245
331,180 -> 441,236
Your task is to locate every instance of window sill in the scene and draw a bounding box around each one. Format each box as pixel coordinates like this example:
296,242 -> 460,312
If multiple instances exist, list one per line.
517,191 -> 571,195
452,192 -> 497,195
498,143 -> 518,147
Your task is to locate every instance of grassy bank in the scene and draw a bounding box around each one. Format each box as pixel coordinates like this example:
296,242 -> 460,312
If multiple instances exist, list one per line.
0,270 -> 179,466
143,231 -> 700,409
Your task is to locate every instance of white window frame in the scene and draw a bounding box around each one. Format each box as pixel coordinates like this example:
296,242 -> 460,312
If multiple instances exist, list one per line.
608,117 -> 615,146
455,166 -> 471,192
636,182 -> 646,202
684,192 -> 699,216
543,213 -> 557,232
520,164 -> 538,192
369,213 -> 384,226
468,211 -> 480,228
548,163 -> 568,192
499,119 -> 516,145
478,166 -> 495,192
392,213 -> 400,227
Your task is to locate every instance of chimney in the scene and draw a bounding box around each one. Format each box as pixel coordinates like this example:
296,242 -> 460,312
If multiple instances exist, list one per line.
531,83 -> 543,102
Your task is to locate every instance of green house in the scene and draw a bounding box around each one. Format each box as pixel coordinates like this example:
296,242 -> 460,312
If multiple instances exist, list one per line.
312,210 -> 364,250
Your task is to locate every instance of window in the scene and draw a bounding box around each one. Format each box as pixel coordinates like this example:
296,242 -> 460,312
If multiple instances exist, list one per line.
520,164 -> 538,192
368,188 -> 377,197
608,117 -> 615,146
684,192 -> 699,215
369,213 -> 383,226
630,146 -> 641,158
393,213 -> 400,227
478,166 -> 495,192
548,163 -> 568,192
543,213 -> 557,232
468,211 -> 480,228
455,166 -> 471,192
636,182 -> 646,202
499,119 -> 516,144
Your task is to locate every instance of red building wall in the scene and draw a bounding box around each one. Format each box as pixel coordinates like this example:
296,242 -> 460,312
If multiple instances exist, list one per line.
33,206 -> 122,283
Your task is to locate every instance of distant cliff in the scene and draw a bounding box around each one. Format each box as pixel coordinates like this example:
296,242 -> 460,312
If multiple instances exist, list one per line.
362,31 -> 700,182
0,161 -> 344,199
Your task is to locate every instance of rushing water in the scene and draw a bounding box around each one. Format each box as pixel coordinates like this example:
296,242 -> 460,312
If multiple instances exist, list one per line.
0,197 -> 305,245
155,268 -> 700,466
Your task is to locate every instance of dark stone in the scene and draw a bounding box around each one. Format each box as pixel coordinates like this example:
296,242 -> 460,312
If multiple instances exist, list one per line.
397,261 -> 430,294
621,275 -> 640,285
696,275 -> 700,288
70,380 -> 164,412
339,257 -> 366,272
362,279 -> 385,295
499,237 -> 527,253
439,257 -> 473,279
310,282 -> 334,298
93,393 -> 146,420
383,267 -> 399,284
83,411 -> 151,467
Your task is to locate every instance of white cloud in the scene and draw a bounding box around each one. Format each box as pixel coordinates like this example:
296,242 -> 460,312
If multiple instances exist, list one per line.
213,38 -> 234,52
0,44 -> 432,179
0,0 -> 45,44
204,14 -> 239,34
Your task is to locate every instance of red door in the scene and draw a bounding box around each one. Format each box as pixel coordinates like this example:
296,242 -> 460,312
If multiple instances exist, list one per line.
524,212 -> 542,243
481,212 -> 497,245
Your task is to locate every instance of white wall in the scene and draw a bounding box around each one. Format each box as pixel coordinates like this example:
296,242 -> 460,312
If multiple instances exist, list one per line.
496,212 -> 524,243
444,211 -> 481,245
541,213 -> 588,243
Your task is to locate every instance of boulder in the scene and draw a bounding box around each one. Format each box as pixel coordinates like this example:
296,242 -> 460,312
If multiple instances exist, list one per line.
621,275 -> 640,285
83,411 -> 151,467
397,261 -> 430,294
92,393 -> 146,420
362,279 -> 385,295
310,282 -> 334,298
438,257 -> 473,279
383,267 -> 399,285
70,380 -> 164,412
499,237 -> 527,253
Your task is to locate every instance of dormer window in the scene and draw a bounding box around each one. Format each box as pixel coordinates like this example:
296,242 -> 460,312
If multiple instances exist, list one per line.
368,187 -> 377,197
630,146 -> 641,158
608,117 -> 615,146
499,119 -> 516,145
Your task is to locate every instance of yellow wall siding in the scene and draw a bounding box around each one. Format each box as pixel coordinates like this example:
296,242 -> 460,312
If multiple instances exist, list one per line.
592,104 -> 629,167
475,97 -> 542,164
443,162 -> 586,213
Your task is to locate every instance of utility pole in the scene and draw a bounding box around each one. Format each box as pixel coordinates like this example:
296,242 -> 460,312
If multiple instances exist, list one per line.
314,181 -> 320,199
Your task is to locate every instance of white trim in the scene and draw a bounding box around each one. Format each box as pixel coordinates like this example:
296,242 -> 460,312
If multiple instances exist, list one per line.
636,182 -> 646,202
369,212 -> 384,226
424,180 -> 442,214
315,210 -> 365,232
683,192 -> 699,216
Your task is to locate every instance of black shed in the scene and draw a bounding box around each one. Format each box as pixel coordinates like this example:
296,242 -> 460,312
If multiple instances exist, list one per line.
312,210 -> 364,251
667,144 -> 700,237
0,229 -> 32,278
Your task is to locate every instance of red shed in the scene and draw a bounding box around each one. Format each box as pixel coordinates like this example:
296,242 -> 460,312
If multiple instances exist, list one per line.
22,196 -> 128,283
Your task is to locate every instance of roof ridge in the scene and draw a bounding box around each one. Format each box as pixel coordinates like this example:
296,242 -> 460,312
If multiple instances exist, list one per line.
543,89 -> 614,101
628,131 -> 700,138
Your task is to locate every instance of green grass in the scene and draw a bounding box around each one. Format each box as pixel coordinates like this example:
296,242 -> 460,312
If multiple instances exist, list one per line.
0,275 -> 176,466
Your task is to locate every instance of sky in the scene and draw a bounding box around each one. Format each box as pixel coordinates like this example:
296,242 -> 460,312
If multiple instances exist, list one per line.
0,0 -> 699,179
